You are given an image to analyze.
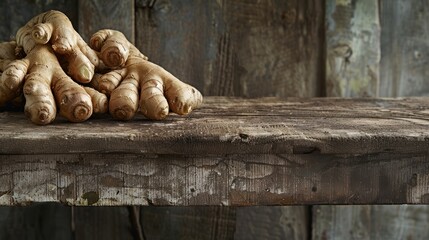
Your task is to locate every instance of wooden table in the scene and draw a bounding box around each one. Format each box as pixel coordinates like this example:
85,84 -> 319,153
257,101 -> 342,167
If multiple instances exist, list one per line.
1,97 -> 429,206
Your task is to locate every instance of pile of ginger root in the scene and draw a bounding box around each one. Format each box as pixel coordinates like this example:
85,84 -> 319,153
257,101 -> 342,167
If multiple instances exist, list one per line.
0,10 -> 203,125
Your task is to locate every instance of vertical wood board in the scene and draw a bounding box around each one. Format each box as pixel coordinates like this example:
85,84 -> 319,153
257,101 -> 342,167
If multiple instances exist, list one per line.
141,206 -> 236,240
73,207 -> 134,240
325,0 -> 380,97
235,206 -> 309,240
136,0 -> 324,97
313,205 -> 429,240
0,203 -> 72,240
0,0 -> 78,41
78,0 -> 135,42
380,0 -> 429,97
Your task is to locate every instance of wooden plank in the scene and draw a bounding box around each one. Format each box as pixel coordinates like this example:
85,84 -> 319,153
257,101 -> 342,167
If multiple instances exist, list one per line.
140,206 -> 236,239
0,203 -> 72,240
73,207 -> 134,240
135,0 -> 324,97
0,97 -> 428,207
78,0 -> 134,42
312,205 -> 429,240
380,0 -> 429,97
1,150 -> 429,206
0,0 -> 78,41
235,206 -> 308,240
325,0 -> 380,97
1,97 -> 429,156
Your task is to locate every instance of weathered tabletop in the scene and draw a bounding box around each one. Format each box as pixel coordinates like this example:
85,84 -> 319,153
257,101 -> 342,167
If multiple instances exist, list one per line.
1,97 -> 429,206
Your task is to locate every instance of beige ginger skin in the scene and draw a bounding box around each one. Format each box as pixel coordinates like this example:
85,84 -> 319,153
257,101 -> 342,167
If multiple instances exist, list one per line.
90,29 -> 203,120
0,10 -> 99,124
0,11 -> 202,124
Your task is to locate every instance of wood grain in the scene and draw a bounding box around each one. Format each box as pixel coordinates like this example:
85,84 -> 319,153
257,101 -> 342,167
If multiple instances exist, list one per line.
1,97 -> 429,156
73,207 -> 134,240
313,205 -> 429,240
78,0 -> 134,42
0,203 -> 72,240
1,97 -> 429,206
235,206 -> 309,240
0,0 -> 78,42
141,206 -> 236,240
325,0 -> 380,97
380,0 -> 429,97
136,0 -> 324,97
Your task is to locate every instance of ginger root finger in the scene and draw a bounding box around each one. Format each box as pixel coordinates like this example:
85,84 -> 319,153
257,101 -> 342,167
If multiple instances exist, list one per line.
140,62 -> 203,117
90,29 -> 147,69
90,69 -> 127,95
83,86 -> 108,114
0,59 -> 30,106
16,21 -> 93,124
0,41 -> 27,106
91,29 -> 203,120
23,73 -> 56,125
17,10 -> 100,83
109,76 -> 140,120
139,76 -> 169,120
90,30 -> 130,68
52,75 -> 93,122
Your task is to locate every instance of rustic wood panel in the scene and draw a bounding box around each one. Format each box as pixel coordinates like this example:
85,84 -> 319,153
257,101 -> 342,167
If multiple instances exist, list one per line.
0,203 -> 72,240
0,0 -> 78,42
2,97 -> 429,156
73,207 -> 134,240
2,150 -> 429,206
1,97 -> 429,206
325,0 -> 380,97
78,0 -> 134,42
135,0 -> 320,234
321,1 -> 429,238
141,206 -> 236,239
136,0 -> 324,97
380,0 -> 429,97
313,205 -> 429,240
235,206 -> 309,240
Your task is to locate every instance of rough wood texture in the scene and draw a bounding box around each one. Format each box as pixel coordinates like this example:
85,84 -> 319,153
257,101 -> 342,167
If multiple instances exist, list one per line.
73,207 -> 134,240
312,205 -> 429,240
325,0 -> 380,97
0,203 -> 72,240
141,206 -> 236,239
78,0 -> 134,42
235,206 -> 308,240
136,0 -> 324,97
1,97 -> 429,206
0,0 -> 78,42
380,0 -> 429,97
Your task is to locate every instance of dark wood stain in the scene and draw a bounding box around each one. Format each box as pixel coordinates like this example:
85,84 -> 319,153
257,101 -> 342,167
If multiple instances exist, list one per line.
136,0 -> 324,98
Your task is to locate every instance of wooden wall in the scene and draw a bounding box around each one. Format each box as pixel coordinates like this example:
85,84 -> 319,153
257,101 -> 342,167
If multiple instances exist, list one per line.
1,0 -> 429,239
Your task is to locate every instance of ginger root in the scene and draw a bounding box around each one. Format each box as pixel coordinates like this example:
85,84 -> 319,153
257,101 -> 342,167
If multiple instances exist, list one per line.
18,10 -> 101,84
89,29 -> 203,120
0,41 -> 21,105
0,11 -> 202,124
0,11 -> 95,124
